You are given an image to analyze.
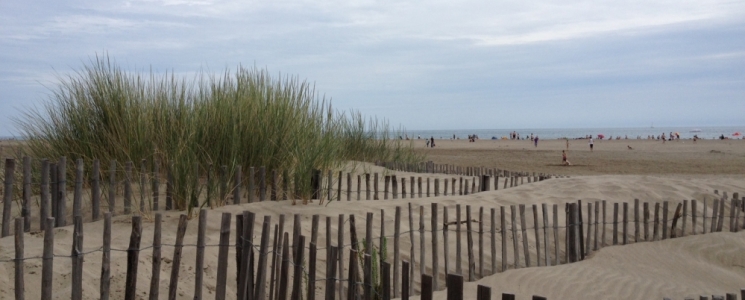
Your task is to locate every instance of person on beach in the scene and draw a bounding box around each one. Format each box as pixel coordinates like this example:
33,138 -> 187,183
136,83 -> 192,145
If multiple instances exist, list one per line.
566,139 -> 569,150
534,136 -> 539,147
589,138 -> 594,151
562,150 -> 571,166
430,136 -> 435,148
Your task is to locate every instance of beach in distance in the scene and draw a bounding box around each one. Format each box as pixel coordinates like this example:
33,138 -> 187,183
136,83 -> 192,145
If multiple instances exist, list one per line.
414,138 -> 745,176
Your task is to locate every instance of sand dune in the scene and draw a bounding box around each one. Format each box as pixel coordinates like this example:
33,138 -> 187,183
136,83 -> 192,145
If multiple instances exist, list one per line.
0,163 -> 742,299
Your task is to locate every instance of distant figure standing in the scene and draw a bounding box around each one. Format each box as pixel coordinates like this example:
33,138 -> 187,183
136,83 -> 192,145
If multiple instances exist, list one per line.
562,150 -> 571,166
534,136 -> 539,147
426,139 -> 430,147
430,136 -> 435,148
589,138 -> 594,151
566,139 -> 569,150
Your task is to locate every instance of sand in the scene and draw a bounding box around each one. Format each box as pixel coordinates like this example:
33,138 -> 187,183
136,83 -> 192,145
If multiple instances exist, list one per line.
414,138 -> 745,176
1,140 -> 744,299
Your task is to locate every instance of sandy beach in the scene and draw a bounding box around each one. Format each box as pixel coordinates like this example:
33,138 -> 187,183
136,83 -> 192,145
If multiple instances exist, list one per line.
414,138 -> 745,176
0,140 -> 744,299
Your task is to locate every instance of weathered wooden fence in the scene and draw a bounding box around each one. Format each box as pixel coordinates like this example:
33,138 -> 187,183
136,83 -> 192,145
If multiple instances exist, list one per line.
0,157 -> 549,236
1,191 -> 744,299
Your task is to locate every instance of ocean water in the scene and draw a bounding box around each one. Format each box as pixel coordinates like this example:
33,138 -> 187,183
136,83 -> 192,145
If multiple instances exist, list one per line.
402,126 -> 744,140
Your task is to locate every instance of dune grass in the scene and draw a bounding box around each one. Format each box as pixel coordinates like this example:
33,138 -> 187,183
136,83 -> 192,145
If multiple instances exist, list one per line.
14,55 -> 423,212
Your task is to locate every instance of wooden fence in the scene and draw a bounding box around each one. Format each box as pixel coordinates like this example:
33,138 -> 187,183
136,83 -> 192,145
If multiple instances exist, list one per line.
0,157 -> 549,236
1,191 -> 744,299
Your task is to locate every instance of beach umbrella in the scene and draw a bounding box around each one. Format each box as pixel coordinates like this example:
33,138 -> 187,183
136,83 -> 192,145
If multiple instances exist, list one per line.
733,132 -> 741,136
597,134 -> 605,139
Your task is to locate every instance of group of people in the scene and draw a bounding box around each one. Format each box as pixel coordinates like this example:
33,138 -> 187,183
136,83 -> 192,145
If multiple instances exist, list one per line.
425,136 -> 435,148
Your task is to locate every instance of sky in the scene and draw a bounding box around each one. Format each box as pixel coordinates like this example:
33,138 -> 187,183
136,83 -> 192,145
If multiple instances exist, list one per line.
1,0 -> 744,137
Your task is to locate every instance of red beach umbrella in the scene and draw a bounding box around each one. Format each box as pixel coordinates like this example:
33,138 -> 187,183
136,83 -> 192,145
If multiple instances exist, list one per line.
597,134 -> 605,139
733,132 -> 741,136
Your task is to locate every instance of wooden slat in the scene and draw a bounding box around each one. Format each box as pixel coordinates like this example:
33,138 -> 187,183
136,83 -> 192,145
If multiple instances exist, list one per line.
623,202 -> 628,245
168,215 -> 188,300
634,199 -> 640,242
446,274 -> 464,300
553,204 -> 559,264
40,160 -> 50,231
308,242 -> 317,300
123,161 -> 132,214
477,285 -> 491,300
291,235 -> 305,300
3,158 -> 16,237
394,206 -> 401,298
338,214 -> 345,300
467,205 -> 476,280
382,262 -> 391,300
519,204 -> 531,267
22,157 -> 31,232
347,249 -> 358,300
432,203 -> 439,288
456,204 -> 462,274
194,210 -> 208,300
532,204 -> 541,266
41,217 -> 55,300
57,157 -> 67,227
278,233 -> 290,300
15,218 -> 24,300
421,274 -> 433,300
402,260 -> 410,300
511,205 -> 520,268
148,213 -> 162,300
124,216 -> 142,300
662,201 -> 669,239
491,208 -> 498,273
72,216 -> 84,300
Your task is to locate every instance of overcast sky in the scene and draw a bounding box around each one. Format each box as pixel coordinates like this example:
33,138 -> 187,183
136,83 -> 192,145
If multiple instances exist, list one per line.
1,0 -> 744,137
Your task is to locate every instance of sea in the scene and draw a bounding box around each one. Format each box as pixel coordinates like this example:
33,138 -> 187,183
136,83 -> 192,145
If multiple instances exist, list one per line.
401,126 -> 744,140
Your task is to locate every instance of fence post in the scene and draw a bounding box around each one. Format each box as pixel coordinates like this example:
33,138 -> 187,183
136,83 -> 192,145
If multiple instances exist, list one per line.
532,204 -> 541,266
148,213 -> 162,300
194,210 -> 208,300
446,274 -> 464,300
124,161 -> 132,214
394,207 -> 401,297
40,160 -> 50,231
22,157 -> 31,232
519,204 -> 531,267
41,217 -> 55,300
100,214 -> 111,300
89,160 -> 100,221
402,260 -> 410,300
491,208 -> 498,273
71,216 -> 84,300
634,199 -> 640,242
291,235 -> 305,300
3,158 -> 16,237
432,203 -> 439,289
124,215 -> 142,300
57,157 -> 67,227
417,274 -> 432,300
382,262 -> 391,300
511,205 -> 520,268
168,215 -> 188,300
14,218 -> 24,300
662,201 -> 669,239
477,285 -> 491,300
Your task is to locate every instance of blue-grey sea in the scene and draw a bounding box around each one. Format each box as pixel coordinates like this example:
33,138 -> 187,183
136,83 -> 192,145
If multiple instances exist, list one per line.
402,126 -> 744,140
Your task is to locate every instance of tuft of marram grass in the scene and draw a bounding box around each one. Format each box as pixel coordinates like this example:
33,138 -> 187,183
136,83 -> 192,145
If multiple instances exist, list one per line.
15,55 -> 423,213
